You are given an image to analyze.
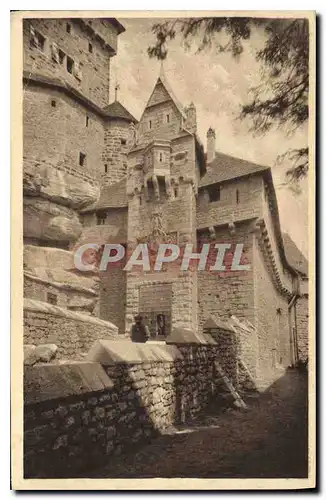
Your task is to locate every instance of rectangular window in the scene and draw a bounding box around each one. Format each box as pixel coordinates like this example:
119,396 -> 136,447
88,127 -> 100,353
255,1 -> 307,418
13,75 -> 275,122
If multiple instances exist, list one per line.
66,23 -> 71,33
236,188 -> 240,204
79,152 -> 86,167
51,100 -> 56,108
96,213 -> 106,225
104,164 -> 108,173
88,42 -> 93,53
86,115 -> 90,127
166,114 -> 170,123
207,184 -> 221,202
121,138 -> 127,146
66,56 -> 74,74
149,120 -> 152,129
47,292 -> 57,305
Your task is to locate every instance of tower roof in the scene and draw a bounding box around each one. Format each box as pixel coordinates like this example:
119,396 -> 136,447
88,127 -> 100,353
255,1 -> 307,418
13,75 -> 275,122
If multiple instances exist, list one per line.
144,64 -> 187,119
104,101 -> 137,123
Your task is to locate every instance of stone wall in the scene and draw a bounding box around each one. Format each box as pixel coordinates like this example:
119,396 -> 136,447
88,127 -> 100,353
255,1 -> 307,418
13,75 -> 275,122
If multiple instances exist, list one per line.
23,18 -> 116,108
24,273 -> 98,315
137,89 -> 183,144
253,234 -> 291,384
197,222 -> 255,333
24,86 -> 104,183
102,120 -> 130,186
296,295 -> 309,361
99,265 -> 126,335
197,174 -> 263,229
24,340 -> 220,478
24,299 -> 118,359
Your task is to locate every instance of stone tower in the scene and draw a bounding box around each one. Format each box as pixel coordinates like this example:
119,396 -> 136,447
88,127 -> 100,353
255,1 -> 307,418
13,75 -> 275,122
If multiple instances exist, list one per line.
125,67 -> 206,338
23,17 -> 125,315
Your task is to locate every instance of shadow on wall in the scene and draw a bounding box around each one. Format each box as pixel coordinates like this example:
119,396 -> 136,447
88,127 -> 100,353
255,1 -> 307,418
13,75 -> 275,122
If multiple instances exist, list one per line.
23,341 -> 219,478
96,369 -> 309,479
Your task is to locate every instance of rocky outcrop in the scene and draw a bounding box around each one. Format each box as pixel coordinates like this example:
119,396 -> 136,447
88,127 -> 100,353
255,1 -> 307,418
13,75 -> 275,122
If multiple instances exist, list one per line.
24,245 -> 99,292
24,197 -> 83,244
23,159 -> 100,209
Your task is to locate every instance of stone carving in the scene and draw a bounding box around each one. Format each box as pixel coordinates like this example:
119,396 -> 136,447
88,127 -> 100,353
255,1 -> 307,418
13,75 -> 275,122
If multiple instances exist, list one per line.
151,210 -> 167,242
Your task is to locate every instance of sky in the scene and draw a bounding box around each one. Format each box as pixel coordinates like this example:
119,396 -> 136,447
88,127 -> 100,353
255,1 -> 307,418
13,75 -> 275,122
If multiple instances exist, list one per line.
111,18 -> 309,258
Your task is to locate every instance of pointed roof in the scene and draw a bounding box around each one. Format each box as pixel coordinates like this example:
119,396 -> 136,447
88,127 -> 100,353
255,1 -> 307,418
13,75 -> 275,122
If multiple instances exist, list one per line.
144,65 -> 187,119
103,101 -> 137,123
282,233 -> 308,276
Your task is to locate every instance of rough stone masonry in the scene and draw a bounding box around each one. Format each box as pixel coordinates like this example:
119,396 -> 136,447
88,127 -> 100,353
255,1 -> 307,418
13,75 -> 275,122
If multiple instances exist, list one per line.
21,16 -> 309,479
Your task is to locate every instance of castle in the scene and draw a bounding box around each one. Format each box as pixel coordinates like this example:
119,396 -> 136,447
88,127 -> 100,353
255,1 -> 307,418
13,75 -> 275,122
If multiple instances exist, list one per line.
23,17 -> 308,385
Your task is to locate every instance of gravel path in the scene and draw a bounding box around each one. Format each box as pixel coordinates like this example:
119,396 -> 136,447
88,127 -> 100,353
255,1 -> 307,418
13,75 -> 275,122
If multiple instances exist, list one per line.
92,370 -> 308,479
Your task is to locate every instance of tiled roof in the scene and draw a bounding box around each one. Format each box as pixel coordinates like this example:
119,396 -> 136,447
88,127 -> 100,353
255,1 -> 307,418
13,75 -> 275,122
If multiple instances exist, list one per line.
156,66 -> 187,119
23,72 -> 137,123
81,179 -> 128,212
282,233 -> 308,276
199,151 -> 269,187
103,101 -> 137,123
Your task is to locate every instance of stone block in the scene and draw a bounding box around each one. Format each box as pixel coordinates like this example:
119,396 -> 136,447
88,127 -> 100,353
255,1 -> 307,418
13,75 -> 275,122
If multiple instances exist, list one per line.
86,339 -> 183,365
34,343 -> 58,362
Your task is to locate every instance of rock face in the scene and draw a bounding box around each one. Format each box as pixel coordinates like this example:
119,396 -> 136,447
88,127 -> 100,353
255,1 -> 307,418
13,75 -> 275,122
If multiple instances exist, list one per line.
23,160 -> 100,209
24,245 -> 99,292
24,197 -> 83,244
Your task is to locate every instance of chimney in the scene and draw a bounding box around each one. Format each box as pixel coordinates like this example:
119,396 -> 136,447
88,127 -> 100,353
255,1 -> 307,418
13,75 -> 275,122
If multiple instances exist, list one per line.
206,127 -> 216,163
185,102 -> 197,134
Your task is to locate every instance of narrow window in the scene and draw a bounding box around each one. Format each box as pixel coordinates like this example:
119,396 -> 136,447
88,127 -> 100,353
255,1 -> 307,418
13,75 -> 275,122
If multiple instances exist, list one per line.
159,152 -> 163,162
47,292 -> 57,305
121,138 -> 127,146
86,115 -> 89,127
157,176 -> 167,197
79,152 -> 86,166
51,100 -> 56,108
66,56 -> 74,74
207,184 -> 221,202
166,114 -> 170,123
139,196 -> 142,205
58,49 -> 66,65
149,120 -> 152,129
236,188 -> 240,204
66,23 -> 71,34
104,164 -> 108,173
174,187 -> 178,198
88,42 -> 93,53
